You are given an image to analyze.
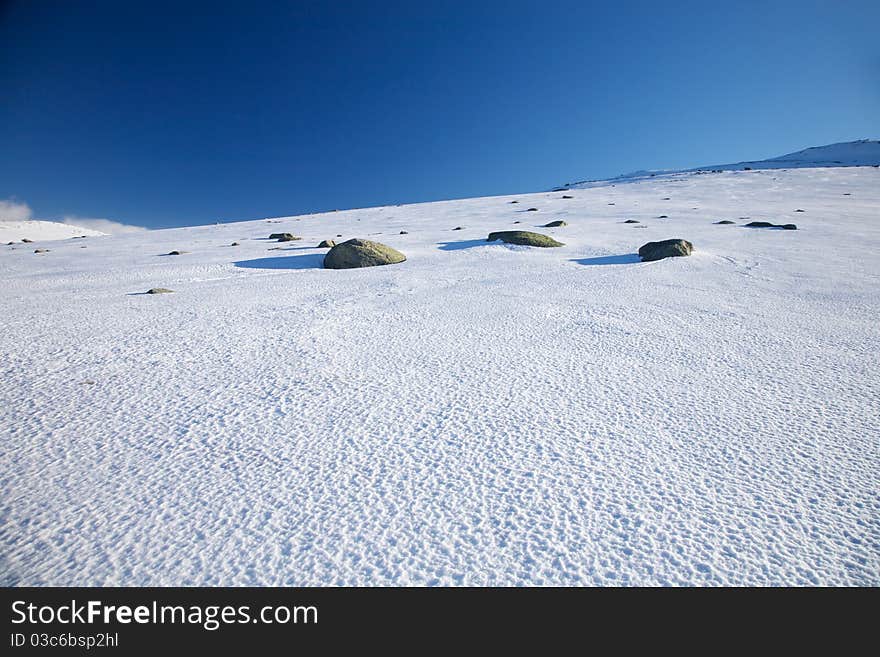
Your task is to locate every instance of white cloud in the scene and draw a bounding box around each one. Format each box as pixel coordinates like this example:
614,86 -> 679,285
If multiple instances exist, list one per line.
0,199 -> 33,222
62,216 -> 147,235
0,197 -> 147,234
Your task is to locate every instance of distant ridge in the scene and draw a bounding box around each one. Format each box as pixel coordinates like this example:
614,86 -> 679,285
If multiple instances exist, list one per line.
558,139 -> 880,190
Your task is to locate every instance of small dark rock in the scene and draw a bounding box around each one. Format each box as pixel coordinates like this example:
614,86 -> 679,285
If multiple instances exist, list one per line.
34,248 -> 50,253
543,220 -> 568,227
276,233 -> 301,242
22,238 -> 33,243
780,224 -> 798,230
509,200 -> 519,204
745,221 -> 775,228
638,239 -> 693,262
562,195 -> 574,199
452,226 -> 464,231
715,220 -> 736,225
794,209 -> 805,212
167,250 -> 187,255
658,215 -> 668,218
147,288 -> 174,294
743,167 -> 752,171
526,208 -> 539,212
399,231 -> 408,235
230,242 -> 240,246
623,219 -> 640,224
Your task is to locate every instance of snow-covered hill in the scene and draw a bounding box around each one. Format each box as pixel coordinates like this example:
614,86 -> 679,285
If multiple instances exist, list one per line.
1,164 -> 878,586
0,219 -> 106,243
561,139 -> 880,189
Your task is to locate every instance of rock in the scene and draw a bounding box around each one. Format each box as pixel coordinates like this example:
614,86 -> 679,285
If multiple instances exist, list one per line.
509,200 -> 519,204
638,239 -> 693,262
147,288 -> 174,294
486,231 -> 564,247
268,233 -> 287,239
34,248 -> 50,253
780,224 -> 798,230
22,238 -> 33,243
623,219 -> 640,224
6,241 -> 14,245
452,226 -> 464,231
276,233 -> 301,242
608,203 -> 615,205
745,221 -> 775,228
230,242 -> 240,246
526,207 -> 539,212
743,166 -> 752,170
562,195 -> 574,199
337,234 -> 343,237
399,230 -> 408,235
318,240 -> 336,248
658,215 -> 668,218
794,209 -> 805,212
543,220 -> 567,227
715,220 -> 736,224
167,250 -> 187,255
324,239 -> 406,269
513,220 -> 521,224
662,197 -> 671,200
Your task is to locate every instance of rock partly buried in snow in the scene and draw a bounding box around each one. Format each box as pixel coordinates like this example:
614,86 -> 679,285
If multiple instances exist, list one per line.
543,220 -> 567,227
638,239 -> 693,262
526,208 -> 539,212
22,238 -> 33,243
486,231 -> 564,247
452,226 -> 464,231
230,242 -> 240,246
399,230 -> 408,235
624,219 -> 640,224
323,239 -> 406,269
146,288 -> 174,294
318,240 -> 336,248
34,248 -> 50,253
166,250 -> 187,255
745,221 -> 797,230
275,233 -> 301,242
715,220 -> 736,224
562,195 -> 574,199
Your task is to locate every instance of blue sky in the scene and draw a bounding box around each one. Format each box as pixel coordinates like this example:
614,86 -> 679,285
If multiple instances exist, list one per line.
1,0 -> 878,229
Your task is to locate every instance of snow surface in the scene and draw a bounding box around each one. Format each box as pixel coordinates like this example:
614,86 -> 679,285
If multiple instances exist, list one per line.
0,220 -> 107,243
1,165 -> 879,586
562,139 -> 880,189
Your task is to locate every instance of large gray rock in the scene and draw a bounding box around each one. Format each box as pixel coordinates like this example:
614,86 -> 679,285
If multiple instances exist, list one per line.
324,239 -> 406,269
638,238 -> 693,261
487,231 -> 564,247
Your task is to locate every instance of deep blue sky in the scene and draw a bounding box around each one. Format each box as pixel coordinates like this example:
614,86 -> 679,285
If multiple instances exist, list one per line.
2,0 -> 878,229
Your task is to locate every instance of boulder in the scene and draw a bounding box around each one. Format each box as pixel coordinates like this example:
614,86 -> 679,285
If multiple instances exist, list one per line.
526,207 -> 539,212
543,220 -> 567,227
623,219 -> 640,224
147,288 -> 174,294
318,240 -> 336,248
638,239 -> 693,262
324,239 -> 406,269
486,231 -> 564,247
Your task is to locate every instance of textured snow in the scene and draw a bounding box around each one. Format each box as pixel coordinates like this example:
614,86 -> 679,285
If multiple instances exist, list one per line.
1,165 -> 879,586
0,220 -> 107,243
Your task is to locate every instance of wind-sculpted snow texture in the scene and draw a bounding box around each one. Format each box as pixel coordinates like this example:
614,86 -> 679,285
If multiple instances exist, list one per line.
1,165 -> 878,586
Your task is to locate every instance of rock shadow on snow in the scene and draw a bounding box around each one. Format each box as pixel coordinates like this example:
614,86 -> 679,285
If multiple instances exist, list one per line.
437,239 -> 491,251
571,253 -> 641,266
234,253 -> 324,270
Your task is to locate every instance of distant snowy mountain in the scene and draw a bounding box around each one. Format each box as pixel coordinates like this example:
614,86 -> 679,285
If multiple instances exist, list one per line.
0,219 -> 107,243
559,139 -> 880,189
